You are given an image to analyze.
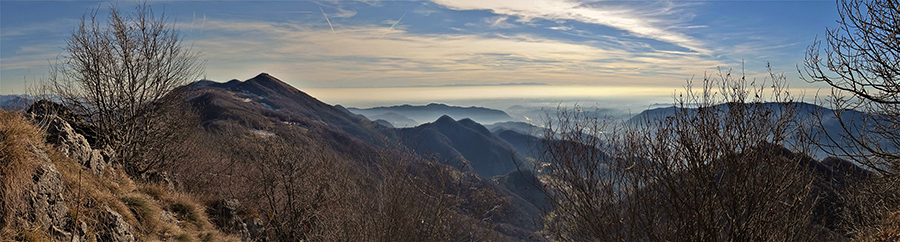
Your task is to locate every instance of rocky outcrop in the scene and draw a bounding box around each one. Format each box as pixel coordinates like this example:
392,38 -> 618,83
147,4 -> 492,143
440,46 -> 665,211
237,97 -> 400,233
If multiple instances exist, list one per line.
214,199 -> 250,240
11,142 -> 89,241
27,100 -> 100,146
97,205 -> 136,242
15,101 -> 141,241
212,198 -> 266,242
44,116 -> 107,174
27,101 -> 110,175
22,144 -> 75,241
247,217 -> 266,241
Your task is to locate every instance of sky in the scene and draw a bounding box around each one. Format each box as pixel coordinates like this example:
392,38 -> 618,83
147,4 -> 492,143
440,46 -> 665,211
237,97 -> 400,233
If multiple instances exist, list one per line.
1,0 -> 840,108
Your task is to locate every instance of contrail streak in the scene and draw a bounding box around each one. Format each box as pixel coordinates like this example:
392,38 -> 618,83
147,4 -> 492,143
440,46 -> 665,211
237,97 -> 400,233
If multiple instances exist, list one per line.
200,13 -> 206,36
379,13 -> 406,40
320,6 -> 335,34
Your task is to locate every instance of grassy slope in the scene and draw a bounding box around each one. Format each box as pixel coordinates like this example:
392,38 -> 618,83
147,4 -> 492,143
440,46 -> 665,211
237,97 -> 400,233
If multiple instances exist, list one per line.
0,110 -> 239,242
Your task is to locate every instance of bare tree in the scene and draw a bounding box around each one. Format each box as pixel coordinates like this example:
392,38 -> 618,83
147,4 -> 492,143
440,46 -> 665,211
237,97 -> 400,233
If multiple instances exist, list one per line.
47,2 -> 203,175
540,69 -> 821,241
800,0 -> 900,238
801,0 -> 900,173
236,133 -> 497,241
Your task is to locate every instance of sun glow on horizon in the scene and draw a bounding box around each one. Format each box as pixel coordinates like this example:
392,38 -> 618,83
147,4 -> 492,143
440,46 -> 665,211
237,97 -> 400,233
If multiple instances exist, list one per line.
304,85 -> 681,107
303,85 -> 827,109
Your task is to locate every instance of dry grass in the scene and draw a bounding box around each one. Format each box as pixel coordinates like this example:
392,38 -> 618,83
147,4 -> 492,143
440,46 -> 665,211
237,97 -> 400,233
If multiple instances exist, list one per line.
52,146 -> 240,242
0,110 -> 239,242
850,211 -> 900,242
0,110 -> 45,238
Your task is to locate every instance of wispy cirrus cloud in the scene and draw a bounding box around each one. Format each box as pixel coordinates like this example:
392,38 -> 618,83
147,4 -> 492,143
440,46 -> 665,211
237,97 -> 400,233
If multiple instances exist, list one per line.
1,18 -> 77,38
465,16 -> 517,29
430,0 -> 709,54
185,18 -> 724,88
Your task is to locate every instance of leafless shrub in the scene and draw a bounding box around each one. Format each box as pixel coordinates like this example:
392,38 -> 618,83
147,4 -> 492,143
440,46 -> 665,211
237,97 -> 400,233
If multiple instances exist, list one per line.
45,2 -> 203,176
800,0 -> 900,238
801,0 -> 900,176
540,68 -> 820,241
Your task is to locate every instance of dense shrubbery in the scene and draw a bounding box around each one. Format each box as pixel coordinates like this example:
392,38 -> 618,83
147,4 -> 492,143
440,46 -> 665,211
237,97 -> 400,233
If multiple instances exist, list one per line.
173,124 -> 518,241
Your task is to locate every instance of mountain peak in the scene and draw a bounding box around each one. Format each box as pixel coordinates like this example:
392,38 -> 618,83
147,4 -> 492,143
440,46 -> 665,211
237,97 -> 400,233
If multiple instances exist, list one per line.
435,115 -> 456,124
254,72 -> 274,79
240,73 -> 301,96
247,72 -> 284,85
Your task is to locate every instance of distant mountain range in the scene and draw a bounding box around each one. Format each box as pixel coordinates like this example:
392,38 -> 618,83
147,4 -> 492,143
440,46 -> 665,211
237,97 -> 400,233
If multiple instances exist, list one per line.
343,103 -> 513,128
485,121 -> 545,135
0,94 -> 33,111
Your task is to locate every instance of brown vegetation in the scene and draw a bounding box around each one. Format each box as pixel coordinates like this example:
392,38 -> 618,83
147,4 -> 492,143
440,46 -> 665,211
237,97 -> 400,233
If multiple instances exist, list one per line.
539,69 -> 822,241
0,109 -> 238,241
0,110 -> 43,236
171,120 -> 519,241
801,0 -> 900,239
45,2 -> 203,176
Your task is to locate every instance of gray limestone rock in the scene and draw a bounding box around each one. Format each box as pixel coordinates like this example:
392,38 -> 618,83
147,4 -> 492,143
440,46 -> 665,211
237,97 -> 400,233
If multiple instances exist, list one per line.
14,143 -> 83,242
97,205 -> 136,242
42,116 -> 107,175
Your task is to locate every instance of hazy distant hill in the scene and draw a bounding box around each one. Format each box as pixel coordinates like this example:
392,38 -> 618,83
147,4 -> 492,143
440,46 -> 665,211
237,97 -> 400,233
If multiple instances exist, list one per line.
628,102 -> 889,159
347,103 -> 513,127
485,121 -> 544,135
399,115 -> 526,177
369,112 -> 418,127
494,129 -> 544,159
0,94 -> 33,111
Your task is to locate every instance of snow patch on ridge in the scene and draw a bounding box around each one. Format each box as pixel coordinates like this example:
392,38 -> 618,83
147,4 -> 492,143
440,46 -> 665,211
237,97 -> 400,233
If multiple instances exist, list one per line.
251,129 -> 275,137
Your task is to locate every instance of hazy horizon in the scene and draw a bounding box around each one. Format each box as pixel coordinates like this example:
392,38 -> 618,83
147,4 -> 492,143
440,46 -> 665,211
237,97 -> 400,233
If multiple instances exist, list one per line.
1,77 -> 828,123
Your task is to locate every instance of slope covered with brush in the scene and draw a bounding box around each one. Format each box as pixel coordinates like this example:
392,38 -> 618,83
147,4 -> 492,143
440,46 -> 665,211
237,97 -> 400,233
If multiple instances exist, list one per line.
0,109 -> 238,242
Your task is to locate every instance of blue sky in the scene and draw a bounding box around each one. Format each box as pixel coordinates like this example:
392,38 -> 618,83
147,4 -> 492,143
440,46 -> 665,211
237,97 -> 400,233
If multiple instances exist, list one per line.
1,0 -> 839,96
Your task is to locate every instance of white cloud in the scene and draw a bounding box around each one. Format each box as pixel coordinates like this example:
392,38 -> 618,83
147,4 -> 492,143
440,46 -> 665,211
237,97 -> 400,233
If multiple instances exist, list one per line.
548,25 -> 572,31
430,0 -> 709,54
330,8 -> 357,18
465,16 -> 518,29
1,18 -> 77,38
0,44 -> 61,71
413,8 -> 439,16
485,16 -> 517,29
186,19 -> 725,88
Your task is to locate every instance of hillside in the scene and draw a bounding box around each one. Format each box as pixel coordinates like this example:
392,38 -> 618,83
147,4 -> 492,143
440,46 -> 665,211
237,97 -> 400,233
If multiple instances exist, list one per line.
174,73 -> 547,240
188,73 -> 392,148
399,115 -> 526,177
0,109 -> 241,242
